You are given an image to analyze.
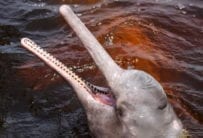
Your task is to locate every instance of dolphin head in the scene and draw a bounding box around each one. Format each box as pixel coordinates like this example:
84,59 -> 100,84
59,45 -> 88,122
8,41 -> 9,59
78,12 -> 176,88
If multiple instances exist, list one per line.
109,69 -> 183,137
21,5 -> 183,138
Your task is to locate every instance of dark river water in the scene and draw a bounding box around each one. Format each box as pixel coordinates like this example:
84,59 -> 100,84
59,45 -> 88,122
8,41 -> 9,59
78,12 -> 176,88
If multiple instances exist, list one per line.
0,0 -> 202,137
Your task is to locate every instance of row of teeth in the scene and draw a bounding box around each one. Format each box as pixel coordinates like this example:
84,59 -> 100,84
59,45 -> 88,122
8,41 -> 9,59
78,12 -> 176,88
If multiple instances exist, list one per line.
23,38 -> 109,95
84,81 -> 109,95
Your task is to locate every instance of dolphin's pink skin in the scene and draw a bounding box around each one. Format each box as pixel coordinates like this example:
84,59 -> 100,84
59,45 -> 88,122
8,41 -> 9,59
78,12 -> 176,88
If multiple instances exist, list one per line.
21,5 -> 183,138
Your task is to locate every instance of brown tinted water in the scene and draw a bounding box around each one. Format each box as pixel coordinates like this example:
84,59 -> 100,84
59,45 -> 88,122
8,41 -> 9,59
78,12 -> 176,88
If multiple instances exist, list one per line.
0,0 -> 202,137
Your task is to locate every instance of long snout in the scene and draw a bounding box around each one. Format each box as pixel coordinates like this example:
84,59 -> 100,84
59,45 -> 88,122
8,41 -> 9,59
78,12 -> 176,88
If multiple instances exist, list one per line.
59,5 -> 122,83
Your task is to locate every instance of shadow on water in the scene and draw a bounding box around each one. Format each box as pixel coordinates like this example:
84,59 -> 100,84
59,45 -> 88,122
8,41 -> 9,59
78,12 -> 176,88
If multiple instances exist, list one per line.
0,0 -> 203,137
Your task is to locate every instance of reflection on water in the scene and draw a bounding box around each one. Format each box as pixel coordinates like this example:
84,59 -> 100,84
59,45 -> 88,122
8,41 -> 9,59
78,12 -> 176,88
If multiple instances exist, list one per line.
0,0 -> 202,137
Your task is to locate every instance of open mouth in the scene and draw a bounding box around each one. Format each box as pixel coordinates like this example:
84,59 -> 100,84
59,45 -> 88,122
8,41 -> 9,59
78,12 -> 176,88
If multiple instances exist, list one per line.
84,81 -> 116,106
21,38 -> 115,106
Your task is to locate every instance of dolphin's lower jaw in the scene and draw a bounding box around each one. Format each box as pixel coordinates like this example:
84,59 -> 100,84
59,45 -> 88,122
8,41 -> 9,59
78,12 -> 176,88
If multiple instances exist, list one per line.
20,38 -> 115,107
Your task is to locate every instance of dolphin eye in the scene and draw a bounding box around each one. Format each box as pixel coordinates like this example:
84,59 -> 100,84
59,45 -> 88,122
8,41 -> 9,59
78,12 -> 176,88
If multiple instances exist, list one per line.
117,108 -> 123,117
116,106 -> 126,117
158,102 -> 167,110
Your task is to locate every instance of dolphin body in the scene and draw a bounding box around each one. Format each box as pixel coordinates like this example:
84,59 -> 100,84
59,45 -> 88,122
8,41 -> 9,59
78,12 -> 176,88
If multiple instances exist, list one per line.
21,5 -> 183,138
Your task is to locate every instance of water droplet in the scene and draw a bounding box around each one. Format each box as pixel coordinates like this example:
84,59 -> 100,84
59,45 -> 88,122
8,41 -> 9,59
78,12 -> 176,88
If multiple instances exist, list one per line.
97,22 -> 102,26
77,13 -> 82,17
73,5 -> 79,8
177,3 -> 185,10
181,11 -> 187,15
